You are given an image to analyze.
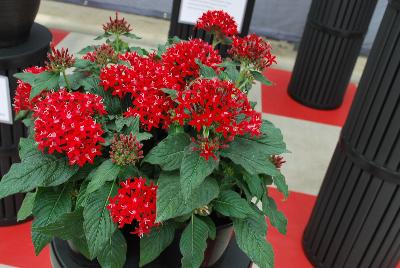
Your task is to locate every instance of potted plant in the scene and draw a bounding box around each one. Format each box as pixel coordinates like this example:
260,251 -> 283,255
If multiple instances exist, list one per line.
0,0 -> 41,47
0,11 -> 289,268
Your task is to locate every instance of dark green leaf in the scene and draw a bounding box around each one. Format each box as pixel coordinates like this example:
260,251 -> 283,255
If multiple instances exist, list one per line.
72,235 -> 92,260
262,195 -> 287,234
130,46 -> 149,56
144,133 -> 190,171
115,116 -> 139,134
32,185 -> 72,255
243,172 -> 265,200
252,120 -> 287,155
136,132 -> 153,142
98,230 -> 127,268
233,215 -> 274,268
78,45 -> 97,54
161,88 -> 178,98
250,70 -> 272,86
140,223 -> 177,266
30,71 -> 60,99
83,182 -> 117,258
201,216 -> 216,240
94,32 -> 112,40
221,137 -> 279,176
122,32 -> 142,39
213,190 -> 253,219
156,173 -> 219,222
32,208 -> 84,240
14,72 -> 36,84
86,159 -> 121,194
196,59 -> 217,78
273,174 -> 289,199
17,191 -> 36,221
180,146 -> 218,200
180,215 -> 209,268
0,141 -> 78,199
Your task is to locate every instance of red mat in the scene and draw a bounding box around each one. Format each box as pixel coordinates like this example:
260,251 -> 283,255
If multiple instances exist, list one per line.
0,189 -> 315,268
50,29 -> 69,47
262,68 -> 357,127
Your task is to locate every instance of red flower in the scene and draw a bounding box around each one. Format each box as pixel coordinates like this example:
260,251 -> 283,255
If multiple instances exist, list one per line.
99,64 -> 134,98
191,135 -> 227,160
161,39 -> 222,86
32,90 -> 107,166
173,79 -> 262,159
46,46 -> 76,72
103,12 -> 132,34
14,66 -> 47,113
107,177 -> 159,237
196,10 -> 238,37
229,34 -> 277,71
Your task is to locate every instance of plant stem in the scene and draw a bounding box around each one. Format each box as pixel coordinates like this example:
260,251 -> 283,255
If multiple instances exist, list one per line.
62,70 -> 71,91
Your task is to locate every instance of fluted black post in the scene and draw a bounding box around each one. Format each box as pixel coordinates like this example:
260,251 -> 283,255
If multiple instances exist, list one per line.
303,1 -> 400,267
288,0 -> 378,109
0,24 -> 51,226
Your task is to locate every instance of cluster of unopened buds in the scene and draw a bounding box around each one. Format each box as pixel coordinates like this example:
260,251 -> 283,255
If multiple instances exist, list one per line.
103,12 -> 132,35
82,44 -> 117,65
46,46 -> 76,72
110,134 -> 143,166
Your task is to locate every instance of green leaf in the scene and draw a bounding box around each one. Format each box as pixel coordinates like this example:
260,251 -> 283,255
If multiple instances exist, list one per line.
213,190 -> 253,219
180,146 -> 218,200
144,133 -> 190,171
32,185 -> 72,255
59,72 -> 86,90
221,64 -> 239,82
233,215 -> 274,268
94,32 -> 112,40
0,142 -> 78,199
14,72 -> 36,84
19,138 -> 38,160
130,46 -> 149,56
253,120 -> 287,155
221,137 -> 279,176
243,172 -> 265,200
80,76 -> 101,91
86,159 -> 121,194
196,59 -> 217,78
250,70 -> 272,86
201,216 -> 216,240
98,230 -> 127,268
180,215 -> 209,268
30,71 -> 60,99
72,235 -> 92,260
273,174 -> 289,199
17,192 -> 36,221
32,208 -> 84,240
83,182 -> 117,258
161,88 -> 178,99
140,223 -> 177,267
136,132 -> 153,142
156,172 -> 219,222
115,116 -> 139,134
262,195 -> 287,235
123,32 -> 142,39
78,45 -> 97,54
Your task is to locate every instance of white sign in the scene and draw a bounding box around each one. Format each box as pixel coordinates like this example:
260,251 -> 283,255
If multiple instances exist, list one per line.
178,0 -> 248,32
0,75 -> 13,125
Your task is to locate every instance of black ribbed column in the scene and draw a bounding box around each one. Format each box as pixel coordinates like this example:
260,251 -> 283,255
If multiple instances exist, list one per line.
303,1 -> 400,267
0,23 -> 51,226
288,0 -> 378,109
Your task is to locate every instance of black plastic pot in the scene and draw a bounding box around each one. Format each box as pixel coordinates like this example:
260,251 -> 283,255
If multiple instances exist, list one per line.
0,0 -> 41,48
50,221 -> 252,268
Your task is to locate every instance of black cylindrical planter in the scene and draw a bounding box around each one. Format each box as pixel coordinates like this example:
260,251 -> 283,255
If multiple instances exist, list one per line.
0,23 -> 51,226
303,1 -> 400,267
288,0 -> 378,109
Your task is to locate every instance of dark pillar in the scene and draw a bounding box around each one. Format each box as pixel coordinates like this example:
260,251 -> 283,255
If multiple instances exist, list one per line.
0,23 -> 51,226
303,1 -> 400,267
288,0 -> 378,109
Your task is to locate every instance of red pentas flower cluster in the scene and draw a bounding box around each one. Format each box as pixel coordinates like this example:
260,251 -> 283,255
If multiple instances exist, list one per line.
100,52 -> 180,130
14,66 -> 47,113
229,34 -> 277,71
196,10 -> 238,37
107,177 -> 158,237
32,90 -> 107,166
161,39 -> 222,86
173,79 -> 262,158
